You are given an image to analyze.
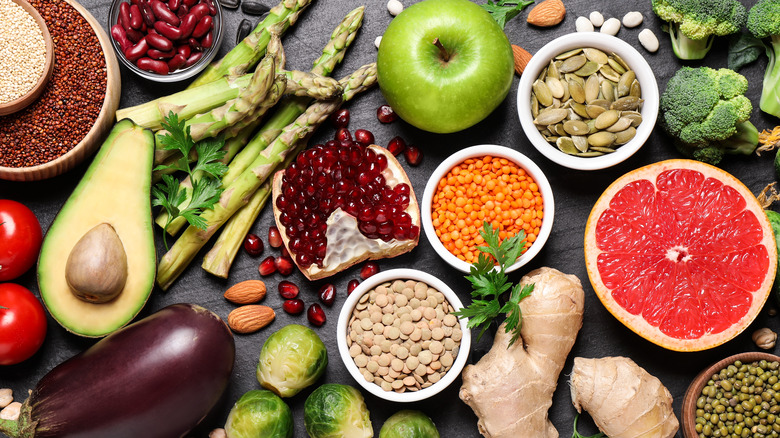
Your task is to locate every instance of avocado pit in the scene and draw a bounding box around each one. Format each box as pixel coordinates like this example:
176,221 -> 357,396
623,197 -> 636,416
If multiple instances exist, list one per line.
65,223 -> 128,303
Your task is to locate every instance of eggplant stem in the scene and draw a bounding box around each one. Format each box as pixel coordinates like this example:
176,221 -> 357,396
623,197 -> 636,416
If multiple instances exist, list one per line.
0,418 -> 20,437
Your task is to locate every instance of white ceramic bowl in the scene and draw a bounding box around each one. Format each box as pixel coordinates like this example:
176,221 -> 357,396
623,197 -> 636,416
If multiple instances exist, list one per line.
336,269 -> 471,403
517,32 -> 659,171
420,145 -> 554,274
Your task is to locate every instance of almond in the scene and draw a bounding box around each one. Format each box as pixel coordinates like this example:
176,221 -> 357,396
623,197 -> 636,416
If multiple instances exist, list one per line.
526,0 -> 566,27
224,280 -> 267,304
512,45 -> 533,75
227,305 -> 275,334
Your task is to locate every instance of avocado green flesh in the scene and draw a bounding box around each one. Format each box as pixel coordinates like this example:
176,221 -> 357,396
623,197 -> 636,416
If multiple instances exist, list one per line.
38,119 -> 156,337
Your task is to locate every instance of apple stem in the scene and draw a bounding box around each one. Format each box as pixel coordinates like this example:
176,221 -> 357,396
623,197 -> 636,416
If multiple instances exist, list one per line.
432,38 -> 450,62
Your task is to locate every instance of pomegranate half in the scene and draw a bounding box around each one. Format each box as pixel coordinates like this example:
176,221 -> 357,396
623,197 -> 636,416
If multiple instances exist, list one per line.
271,143 -> 420,280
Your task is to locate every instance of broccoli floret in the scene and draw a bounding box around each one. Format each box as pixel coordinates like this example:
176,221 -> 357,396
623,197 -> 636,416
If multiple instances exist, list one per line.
660,67 -> 759,165
651,0 -> 747,60
747,0 -> 780,119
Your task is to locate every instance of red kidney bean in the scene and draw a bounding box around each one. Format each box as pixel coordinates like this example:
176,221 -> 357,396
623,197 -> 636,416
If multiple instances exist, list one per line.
129,4 -> 143,29
178,13 -> 197,39
148,48 -> 175,59
167,53 -> 187,71
199,30 -> 213,48
119,2 -> 133,31
188,3 -> 209,21
169,0 -> 181,11
138,0 -> 156,27
154,21 -> 182,40
187,37 -> 202,52
124,38 -> 149,61
176,4 -> 189,17
137,57 -> 170,74
183,51 -> 203,68
182,0 -> 198,6
192,15 -> 212,38
111,24 -> 131,51
202,0 -> 217,16
176,43 -> 191,58
145,32 -> 173,51
125,27 -> 144,43
150,0 -> 180,26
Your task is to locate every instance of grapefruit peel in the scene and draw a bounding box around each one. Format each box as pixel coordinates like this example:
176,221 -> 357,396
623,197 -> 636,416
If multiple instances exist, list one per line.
584,159 -> 777,352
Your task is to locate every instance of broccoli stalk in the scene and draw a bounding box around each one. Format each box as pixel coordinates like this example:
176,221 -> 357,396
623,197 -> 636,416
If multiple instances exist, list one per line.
668,25 -> 714,60
747,0 -> 780,118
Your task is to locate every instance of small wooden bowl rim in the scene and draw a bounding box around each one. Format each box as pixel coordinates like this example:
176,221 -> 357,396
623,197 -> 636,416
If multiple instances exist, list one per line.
681,351 -> 780,438
0,0 -> 55,116
0,0 -> 121,182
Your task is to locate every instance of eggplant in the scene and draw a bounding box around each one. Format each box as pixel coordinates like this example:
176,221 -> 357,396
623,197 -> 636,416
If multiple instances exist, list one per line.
0,303 -> 235,438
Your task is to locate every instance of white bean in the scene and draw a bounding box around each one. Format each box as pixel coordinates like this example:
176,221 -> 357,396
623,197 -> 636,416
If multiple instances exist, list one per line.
638,28 -> 660,52
374,36 -> 382,49
387,0 -> 403,16
576,16 -> 594,32
622,11 -> 643,28
600,17 -> 621,35
589,11 -> 604,27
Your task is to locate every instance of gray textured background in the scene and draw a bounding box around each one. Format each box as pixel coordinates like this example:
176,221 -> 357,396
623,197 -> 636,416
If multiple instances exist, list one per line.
2,0 -> 779,436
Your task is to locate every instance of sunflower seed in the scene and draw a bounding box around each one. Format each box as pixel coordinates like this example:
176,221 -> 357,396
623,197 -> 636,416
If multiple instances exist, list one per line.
242,0 -> 269,15
236,19 -> 252,44
534,108 -> 568,125
220,0 -> 240,8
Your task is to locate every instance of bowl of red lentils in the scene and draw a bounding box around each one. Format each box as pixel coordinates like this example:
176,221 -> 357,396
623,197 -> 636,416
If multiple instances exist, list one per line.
336,268 -> 471,402
421,145 -> 554,273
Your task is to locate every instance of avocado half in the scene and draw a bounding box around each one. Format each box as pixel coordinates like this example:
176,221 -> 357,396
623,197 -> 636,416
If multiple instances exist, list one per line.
38,119 -> 156,337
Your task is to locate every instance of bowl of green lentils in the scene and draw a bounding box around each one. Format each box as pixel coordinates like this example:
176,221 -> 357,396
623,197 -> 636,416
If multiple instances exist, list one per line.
682,352 -> 780,438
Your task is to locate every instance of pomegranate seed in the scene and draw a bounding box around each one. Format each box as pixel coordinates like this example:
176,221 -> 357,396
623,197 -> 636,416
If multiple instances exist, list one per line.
335,127 -> 352,143
278,280 -> 299,299
243,233 -> 264,256
377,104 -> 397,123
276,256 -> 295,276
283,299 -> 305,315
354,129 -> 375,146
258,256 -> 277,276
360,261 -> 380,279
307,303 -> 326,326
347,279 -> 360,295
331,108 -> 350,128
268,226 -> 283,248
386,136 -> 406,156
318,283 -> 336,306
404,144 -> 423,166
280,246 -> 290,258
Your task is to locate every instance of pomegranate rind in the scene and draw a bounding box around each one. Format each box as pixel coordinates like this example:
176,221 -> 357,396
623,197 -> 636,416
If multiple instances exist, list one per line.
272,145 -> 420,281
584,159 -> 777,352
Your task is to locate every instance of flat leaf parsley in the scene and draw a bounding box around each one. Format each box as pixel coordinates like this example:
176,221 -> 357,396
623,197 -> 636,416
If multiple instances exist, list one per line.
481,0 -> 535,29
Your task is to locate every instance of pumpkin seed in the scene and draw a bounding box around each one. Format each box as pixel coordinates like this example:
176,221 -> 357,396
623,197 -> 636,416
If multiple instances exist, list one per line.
611,96 -> 642,111
594,110 -> 620,129
575,61 -> 600,76
588,131 -> 617,147
607,58 -> 626,74
545,77 -> 565,99
584,75 -> 600,103
565,73 -> 584,86
567,108 -> 581,121
556,137 -> 579,154
614,127 -> 637,144
621,111 -> 642,127
547,60 -> 560,79
569,79 -> 586,103
611,53 -> 630,71
544,135 -> 560,142
600,81 -> 615,103
571,101 -> 589,118
555,123 -> 568,136
537,66 -> 548,81
560,55 -> 587,73
617,70 -> 636,97
586,104 -> 607,119
606,117 -> 632,132
584,48 -> 609,65
599,65 -> 621,82
590,146 -> 616,153
589,99 -> 611,109
564,120 -> 589,136
576,151 -> 605,157
530,95 -> 539,119
630,80 -> 641,98
533,80 -> 553,106
560,79 -> 570,102
555,48 -> 583,60
572,135 -> 589,152
586,119 -> 598,134
534,108 -> 568,125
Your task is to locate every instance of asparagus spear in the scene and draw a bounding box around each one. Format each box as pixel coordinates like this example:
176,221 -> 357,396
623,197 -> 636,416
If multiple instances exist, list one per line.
188,0 -> 313,89
156,63 -> 378,290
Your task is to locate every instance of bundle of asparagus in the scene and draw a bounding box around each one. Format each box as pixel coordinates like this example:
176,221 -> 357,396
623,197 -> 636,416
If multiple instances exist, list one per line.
117,1 -> 375,289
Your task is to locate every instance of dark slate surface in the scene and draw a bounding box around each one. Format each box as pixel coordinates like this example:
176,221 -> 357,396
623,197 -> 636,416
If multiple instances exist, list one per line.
1,0 -> 779,436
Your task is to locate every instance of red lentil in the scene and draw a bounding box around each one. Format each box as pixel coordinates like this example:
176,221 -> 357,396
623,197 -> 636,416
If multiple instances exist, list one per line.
0,0 -> 107,168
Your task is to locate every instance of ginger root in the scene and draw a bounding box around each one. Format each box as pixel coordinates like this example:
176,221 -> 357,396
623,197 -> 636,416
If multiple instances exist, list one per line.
570,356 -> 679,438
459,267 -> 585,438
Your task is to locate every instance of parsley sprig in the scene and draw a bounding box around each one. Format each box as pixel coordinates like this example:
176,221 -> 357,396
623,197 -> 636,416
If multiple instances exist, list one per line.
481,0 -> 535,29
151,112 -> 228,249
452,221 -> 534,347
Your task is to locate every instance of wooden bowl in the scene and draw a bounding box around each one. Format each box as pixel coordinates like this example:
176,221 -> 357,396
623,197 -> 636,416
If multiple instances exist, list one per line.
681,351 -> 780,438
0,0 -> 55,116
0,0 -> 121,182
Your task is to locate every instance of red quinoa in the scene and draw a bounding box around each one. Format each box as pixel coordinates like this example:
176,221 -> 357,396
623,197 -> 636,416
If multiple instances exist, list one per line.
0,0 -> 107,168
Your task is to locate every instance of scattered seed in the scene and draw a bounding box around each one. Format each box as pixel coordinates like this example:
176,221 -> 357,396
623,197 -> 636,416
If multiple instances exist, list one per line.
589,11 -> 604,27
600,17 -> 621,35
387,0 -> 403,16
638,28 -> 659,52
575,16 -> 594,32
374,35 -> 382,49
622,11 -> 643,28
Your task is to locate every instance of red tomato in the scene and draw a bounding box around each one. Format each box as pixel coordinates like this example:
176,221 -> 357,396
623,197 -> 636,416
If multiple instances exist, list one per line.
0,283 -> 47,365
0,200 -> 43,281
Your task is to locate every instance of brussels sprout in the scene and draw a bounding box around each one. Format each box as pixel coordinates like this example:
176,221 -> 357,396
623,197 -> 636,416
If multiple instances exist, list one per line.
224,390 -> 293,438
379,411 -> 439,438
256,324 -> 328,397
304,384 -> 373,438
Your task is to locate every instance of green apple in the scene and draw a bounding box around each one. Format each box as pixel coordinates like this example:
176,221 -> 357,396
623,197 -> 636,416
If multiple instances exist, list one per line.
377,0 -> 514,134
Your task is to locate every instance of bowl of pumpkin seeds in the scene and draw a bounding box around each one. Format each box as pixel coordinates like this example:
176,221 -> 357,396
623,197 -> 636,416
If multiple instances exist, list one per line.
517,32 -> 659,170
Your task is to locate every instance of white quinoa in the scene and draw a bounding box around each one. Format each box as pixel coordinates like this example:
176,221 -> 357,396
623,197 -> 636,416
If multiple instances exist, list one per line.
0,0 -> 47,104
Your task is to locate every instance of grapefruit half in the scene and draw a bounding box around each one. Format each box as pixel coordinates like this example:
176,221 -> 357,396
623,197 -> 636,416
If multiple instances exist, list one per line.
584,160 -> 777,352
